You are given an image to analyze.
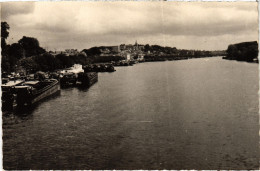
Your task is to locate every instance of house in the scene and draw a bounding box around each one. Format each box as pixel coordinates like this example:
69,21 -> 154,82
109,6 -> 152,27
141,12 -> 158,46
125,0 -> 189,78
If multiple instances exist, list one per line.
120,44 -> 126,51
125,44 -> 134,51
137,54 -> 144,61
126,53 -> 131,60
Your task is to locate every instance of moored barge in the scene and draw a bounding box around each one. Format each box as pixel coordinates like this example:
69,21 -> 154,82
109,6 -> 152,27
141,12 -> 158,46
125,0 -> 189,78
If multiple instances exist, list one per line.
15,79 -> 60,107
83,63 -> 115,72
77,72 -> 98,87
60,72 -> 77,87
2,80 -> 25,112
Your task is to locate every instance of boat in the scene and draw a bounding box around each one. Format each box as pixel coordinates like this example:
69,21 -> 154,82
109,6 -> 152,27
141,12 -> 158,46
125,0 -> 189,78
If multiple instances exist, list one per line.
114,60 -> 130,66
77,72 -> 98,87
83,63 -> 115,72
1,80 -> 25,112
2,79 -> 25,87
105,64 -> 115,72
61,64 -> 84,74
129,60 -> 136,65
15,79 -> 60,107
60,72 -> 77,87
2,88 -> 15,112
253,58 -> 259,63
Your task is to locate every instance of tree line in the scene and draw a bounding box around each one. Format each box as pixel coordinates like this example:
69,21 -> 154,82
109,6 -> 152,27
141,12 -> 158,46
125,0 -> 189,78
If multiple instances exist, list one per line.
1,22 -> 90,73
225,41 -> 258,62
1,22 -> 46,73
18,53 -> 91,73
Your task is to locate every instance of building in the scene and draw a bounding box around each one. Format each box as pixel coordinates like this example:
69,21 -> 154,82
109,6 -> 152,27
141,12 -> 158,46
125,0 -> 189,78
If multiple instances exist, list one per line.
133,41 -> 145,51
126,53 -> 131,60
109,46 -> 120,53
139,45 -> 145,51
50,49 -> 87,56
137,54 -> 144,61
120,44 -> 126,51
50,51 -> 64,56
65,49 -> 79,56
125,44 -> 134,51
100,48 -> 110,54
119,41 -> 144,52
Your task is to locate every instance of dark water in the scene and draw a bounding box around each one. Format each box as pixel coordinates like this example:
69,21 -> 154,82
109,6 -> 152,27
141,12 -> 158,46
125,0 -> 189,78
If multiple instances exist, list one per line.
3,57 -> 259,169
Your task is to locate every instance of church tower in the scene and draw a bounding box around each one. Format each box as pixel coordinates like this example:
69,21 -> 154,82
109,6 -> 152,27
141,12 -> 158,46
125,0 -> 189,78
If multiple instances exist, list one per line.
134,40 -> 138,50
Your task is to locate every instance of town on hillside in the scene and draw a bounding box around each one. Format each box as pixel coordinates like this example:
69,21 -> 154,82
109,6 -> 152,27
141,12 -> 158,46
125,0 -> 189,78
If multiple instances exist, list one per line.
2,22 -> 228,76
1,21 -> 258,80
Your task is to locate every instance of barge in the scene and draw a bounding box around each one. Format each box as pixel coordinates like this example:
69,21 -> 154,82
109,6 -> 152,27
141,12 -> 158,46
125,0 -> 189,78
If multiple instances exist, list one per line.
60,72 -> 77,87
77,72 -> 98,87
15,79 -> 60,107
59,64 -> 99,88
2,80 -> 25,112
83,63 -> 115,72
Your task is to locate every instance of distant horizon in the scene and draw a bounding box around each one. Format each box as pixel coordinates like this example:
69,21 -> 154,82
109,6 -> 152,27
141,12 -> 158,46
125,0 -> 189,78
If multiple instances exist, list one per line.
45,40 -> 257,52
2,2 -> 258,51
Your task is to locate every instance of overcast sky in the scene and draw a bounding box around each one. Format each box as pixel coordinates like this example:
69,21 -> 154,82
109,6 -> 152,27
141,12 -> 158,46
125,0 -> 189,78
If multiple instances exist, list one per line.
1,1 -> 258,51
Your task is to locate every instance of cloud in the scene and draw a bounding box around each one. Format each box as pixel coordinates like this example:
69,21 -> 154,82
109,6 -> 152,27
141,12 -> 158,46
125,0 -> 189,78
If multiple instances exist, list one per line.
1,2 -> 35,20
2,1 -> 258,51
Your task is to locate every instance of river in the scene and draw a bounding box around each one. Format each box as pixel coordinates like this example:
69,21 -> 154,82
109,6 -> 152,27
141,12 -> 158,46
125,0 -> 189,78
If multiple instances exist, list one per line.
2,57 -> 259,169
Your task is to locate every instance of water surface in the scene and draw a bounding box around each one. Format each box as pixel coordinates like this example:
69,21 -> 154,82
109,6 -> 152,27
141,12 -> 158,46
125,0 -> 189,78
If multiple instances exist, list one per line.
3,57 -> 259,169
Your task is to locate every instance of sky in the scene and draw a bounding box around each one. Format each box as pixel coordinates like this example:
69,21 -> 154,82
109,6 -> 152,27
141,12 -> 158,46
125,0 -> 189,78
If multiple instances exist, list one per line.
1,1 -> 259,51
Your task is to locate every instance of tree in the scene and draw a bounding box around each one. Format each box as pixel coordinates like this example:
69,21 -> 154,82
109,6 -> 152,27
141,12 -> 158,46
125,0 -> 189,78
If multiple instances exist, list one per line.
226,41 -> 258,61
1,22 -> 10,56
18,36 -> 46,57
226,45 -> 237,60
8,43 -> 24,59
20,57 -> 39,73
56,54 -> 73,68
1,56 -> 11,73
82,47 -> 101,56
1,22 -> 10,47
144,44 -> 150,52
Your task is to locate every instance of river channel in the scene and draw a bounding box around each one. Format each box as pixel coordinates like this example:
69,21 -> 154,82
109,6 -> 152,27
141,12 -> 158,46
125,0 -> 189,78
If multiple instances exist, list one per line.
3,57 -> 259,169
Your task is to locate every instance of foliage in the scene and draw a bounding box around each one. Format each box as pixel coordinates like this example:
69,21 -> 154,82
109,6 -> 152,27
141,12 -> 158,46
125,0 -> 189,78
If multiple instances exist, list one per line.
82,47 -> 101,56
92,55 -> 124,63
143,44 -> 177,54
19,53 -> 92,73
1,21 -> 10,49
18,36 -> 46,57
20,57 -> 39,73
226,41 -> 258,62
8,43 -> 24,60
1,22 -> 48,73
1,22 -> 9,39
1,22 -> 10,58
